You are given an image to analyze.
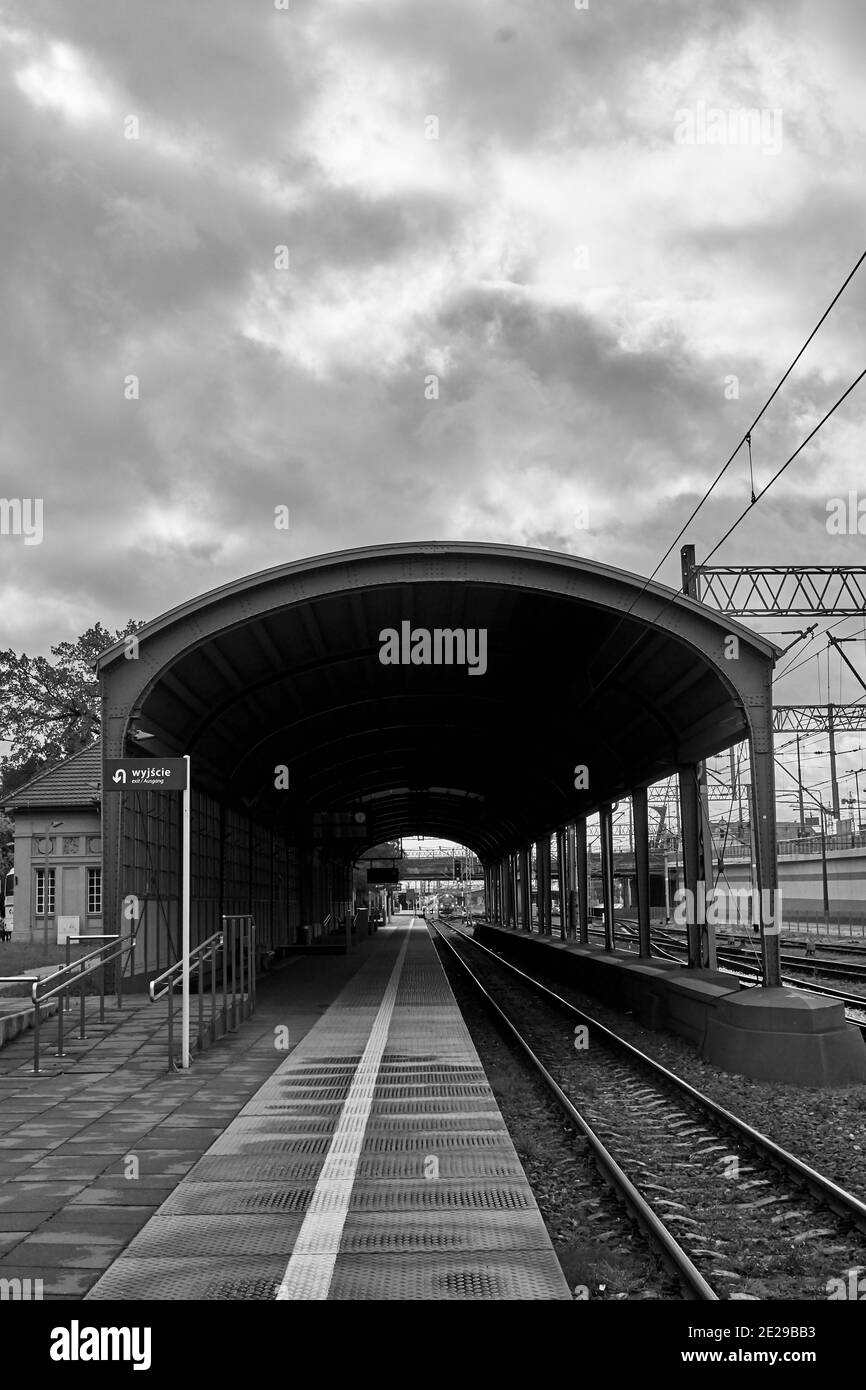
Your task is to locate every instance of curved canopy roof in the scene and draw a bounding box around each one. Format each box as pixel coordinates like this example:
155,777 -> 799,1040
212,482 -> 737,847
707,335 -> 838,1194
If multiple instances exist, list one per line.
97,542 -> 777,861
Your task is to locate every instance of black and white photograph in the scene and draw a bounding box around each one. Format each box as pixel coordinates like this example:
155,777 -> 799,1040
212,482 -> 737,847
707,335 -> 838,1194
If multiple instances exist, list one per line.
0,0 -> 865,1362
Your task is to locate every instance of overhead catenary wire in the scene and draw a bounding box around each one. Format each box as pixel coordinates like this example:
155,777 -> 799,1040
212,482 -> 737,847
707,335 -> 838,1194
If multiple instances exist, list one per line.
700,366 -> 866,566
774,612 -> 860,683
638,245 -> 866,592
571,255 -> 866,722
580,371 -> 866,717
555,250 -> 866,828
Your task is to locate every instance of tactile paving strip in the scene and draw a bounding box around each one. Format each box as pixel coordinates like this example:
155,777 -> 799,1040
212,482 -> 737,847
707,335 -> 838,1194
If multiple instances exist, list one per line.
87,920 -> 571,1301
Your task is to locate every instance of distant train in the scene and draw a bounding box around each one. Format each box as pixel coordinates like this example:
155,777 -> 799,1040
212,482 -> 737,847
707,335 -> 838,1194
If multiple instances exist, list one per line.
437,892 -> 459,919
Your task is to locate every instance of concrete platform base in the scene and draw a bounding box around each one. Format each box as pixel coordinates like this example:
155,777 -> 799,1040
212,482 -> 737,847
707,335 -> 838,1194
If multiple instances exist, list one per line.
0,998 -> 59,1048
703,986 -> 866,1086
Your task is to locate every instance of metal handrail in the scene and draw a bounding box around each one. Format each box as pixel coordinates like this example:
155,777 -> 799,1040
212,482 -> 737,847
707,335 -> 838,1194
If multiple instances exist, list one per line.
64,934 -> 122,1013
0,933 -> 134,1075
148,916 -> 257,1071
148,932 -> 223,1002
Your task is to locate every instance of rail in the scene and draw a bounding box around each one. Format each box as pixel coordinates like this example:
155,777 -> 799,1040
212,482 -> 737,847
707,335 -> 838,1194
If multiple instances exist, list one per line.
430,920 -> 718,1298
0,933 -> 133,1075
148,915 -> 256,1071
444,920 -> 866,1235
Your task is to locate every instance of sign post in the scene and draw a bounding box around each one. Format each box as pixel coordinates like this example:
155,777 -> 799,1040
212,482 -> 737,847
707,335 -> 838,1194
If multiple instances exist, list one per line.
106,756 -> 190,1065
181,755 -> 191,1068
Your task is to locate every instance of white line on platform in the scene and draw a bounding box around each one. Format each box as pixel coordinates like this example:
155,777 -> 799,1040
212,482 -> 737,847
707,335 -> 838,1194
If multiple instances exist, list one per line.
275,918 -> 415,1300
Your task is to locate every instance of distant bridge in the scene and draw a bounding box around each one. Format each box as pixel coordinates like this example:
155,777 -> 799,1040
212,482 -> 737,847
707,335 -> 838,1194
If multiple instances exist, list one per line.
399,855 -> 483,880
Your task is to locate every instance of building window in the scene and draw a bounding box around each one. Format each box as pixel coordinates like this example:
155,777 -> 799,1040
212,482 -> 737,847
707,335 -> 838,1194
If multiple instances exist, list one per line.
35,868 -> 56,915
87,867 -> 102,915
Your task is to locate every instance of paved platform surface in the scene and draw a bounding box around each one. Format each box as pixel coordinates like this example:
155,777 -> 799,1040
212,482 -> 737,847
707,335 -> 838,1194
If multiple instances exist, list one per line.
0,933 -> 386,1297
86,916 -> 570,1300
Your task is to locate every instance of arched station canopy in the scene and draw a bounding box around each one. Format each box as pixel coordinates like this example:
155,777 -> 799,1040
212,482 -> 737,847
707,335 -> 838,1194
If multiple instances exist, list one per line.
97,542 -> 778,861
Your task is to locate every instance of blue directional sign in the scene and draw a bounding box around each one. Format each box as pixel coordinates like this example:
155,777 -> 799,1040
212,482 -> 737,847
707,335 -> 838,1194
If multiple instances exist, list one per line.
105,758 -> 188,791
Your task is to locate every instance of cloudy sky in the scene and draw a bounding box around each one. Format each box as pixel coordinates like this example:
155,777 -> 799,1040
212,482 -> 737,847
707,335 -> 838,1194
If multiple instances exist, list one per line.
2,0 -> 865,801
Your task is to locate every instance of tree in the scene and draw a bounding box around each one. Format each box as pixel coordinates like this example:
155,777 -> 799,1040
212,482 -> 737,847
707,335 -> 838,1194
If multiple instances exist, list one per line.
0,621 -> 145,782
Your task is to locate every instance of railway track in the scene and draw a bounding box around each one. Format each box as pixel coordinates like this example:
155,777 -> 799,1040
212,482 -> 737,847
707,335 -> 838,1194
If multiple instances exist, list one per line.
652,926 -> 866,983
646,929 -> 866,1015
585,921 -> 866,1014
429,921 -> 718,1300
432,919 -> 866,1301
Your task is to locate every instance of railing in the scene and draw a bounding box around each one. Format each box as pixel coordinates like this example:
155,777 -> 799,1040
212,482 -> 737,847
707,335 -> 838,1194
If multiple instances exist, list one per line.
148,915 -> 256,1071
778,915 -> 866,938
65,934 -> 125,1011
223,914 -> 256,1017
778,830 -> 866,856
0,934 -> 133,1075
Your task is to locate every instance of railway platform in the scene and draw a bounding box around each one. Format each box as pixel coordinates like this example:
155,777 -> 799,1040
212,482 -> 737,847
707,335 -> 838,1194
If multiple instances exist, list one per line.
475,921 -> 866,1085
85,916 -> 570,1300
0,940 -> 392,1296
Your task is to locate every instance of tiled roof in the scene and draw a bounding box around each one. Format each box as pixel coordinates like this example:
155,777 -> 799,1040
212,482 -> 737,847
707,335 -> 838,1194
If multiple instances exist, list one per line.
1,743 -> 102,810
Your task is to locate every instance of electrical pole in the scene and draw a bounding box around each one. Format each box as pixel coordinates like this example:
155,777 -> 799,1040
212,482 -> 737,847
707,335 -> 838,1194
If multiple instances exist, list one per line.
819,803 -> 830,924
796,733 -> 805,828
828,703 -> 840,821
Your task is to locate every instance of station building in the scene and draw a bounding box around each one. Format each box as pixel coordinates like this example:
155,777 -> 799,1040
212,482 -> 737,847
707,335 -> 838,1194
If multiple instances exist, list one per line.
0,744 -> 103,944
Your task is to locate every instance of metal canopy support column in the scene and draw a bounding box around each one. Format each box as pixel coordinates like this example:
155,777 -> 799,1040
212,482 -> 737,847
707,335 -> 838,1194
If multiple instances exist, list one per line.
562,825 -> 575,939
555,828 -> 567,939
575,817 -> 589,943
537,836 -> 552,935
520,847 -> 532,931
750,709 -> 782,988
511,853 -> 520,930
678,766 -> 702,968
529,844 -> 537,930
698,762 -> 718,970
632,786 -> 652,959
599,804 -> 616,952
516,847 -> 526,931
